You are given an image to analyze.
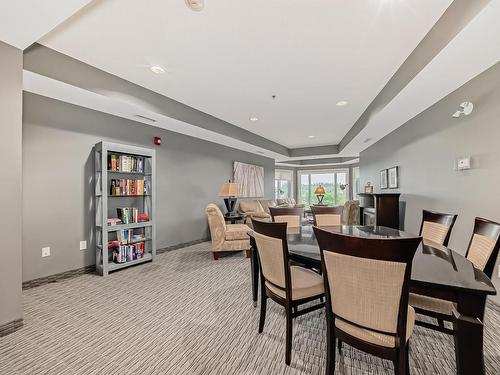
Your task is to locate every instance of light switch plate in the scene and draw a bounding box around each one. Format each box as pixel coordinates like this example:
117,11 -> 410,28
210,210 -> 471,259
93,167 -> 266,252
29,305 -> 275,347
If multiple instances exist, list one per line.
80,240 -> 87,250
42,247 -> 50,257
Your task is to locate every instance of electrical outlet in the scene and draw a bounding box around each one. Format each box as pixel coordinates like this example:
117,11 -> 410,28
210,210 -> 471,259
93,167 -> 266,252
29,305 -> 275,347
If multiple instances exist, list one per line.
42,247 -> 51,257
80,240 -> 87,250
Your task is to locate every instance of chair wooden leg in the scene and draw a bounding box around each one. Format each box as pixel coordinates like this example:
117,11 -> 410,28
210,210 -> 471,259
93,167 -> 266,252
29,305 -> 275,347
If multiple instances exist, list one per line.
245,249 -> 251,258
394,344 -> 409,375
285,305 -> 293,366
212,252 -> 220,260
258,291 -> 267,334
337,340 -> 342,353
326,317 -> 336,375
406,344 -> 410,375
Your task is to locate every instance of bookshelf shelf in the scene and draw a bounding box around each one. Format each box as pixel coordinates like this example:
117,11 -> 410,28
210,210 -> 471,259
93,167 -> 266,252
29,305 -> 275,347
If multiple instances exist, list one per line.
100,253 -> 153,273
106,221 -> 153,231
94,141 -> 156,276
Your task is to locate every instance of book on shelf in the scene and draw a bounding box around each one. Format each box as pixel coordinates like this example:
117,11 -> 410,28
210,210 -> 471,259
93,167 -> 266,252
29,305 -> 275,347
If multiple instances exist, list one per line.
117,207 -> 139,224
112,242 -> 145,263
108,153 -> 144,173
109,179 -> 147,196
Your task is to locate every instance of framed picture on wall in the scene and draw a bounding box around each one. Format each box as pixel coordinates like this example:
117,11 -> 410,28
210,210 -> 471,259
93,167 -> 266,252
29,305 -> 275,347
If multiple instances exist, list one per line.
380,169 -> 388,189
388,166 -> 399,189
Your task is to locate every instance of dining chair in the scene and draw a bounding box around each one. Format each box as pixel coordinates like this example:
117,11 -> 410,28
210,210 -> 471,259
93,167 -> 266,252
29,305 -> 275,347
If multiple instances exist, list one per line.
314,226 -> 422,375
410,216 -> 500,334
419,209 -> 458,246
269,207 -> 305,228
311,206 -> 343,226
252,219 -> 325,366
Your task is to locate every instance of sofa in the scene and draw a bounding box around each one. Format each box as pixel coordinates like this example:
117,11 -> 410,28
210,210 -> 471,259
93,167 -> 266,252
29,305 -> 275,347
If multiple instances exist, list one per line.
205,203 -> 252,260
238,198 -> 304,224
239,198 -> 360,226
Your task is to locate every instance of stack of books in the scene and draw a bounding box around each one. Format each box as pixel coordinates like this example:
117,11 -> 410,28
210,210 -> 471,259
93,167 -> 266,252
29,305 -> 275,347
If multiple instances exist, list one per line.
108,154 -> 144,173
112,242 -> 145,263
110,179 -> 146,196
117,207 -> 139,224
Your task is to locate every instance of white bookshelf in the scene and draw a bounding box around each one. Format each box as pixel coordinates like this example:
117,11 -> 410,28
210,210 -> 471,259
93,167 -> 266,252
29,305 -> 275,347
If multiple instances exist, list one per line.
94,141 -> 156,276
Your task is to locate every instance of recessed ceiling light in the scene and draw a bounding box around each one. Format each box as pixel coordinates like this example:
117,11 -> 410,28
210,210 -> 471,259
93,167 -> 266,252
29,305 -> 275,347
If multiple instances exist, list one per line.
336,100 -> 348,107
150,66 -> 165,74
249,116 -> 259,122
308,135 -> 316,139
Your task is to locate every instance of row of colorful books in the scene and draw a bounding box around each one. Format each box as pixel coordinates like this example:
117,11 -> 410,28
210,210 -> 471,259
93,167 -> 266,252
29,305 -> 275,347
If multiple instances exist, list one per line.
108,153 -> 144,173
110,179 -> 147,196
112,242 -> 145,263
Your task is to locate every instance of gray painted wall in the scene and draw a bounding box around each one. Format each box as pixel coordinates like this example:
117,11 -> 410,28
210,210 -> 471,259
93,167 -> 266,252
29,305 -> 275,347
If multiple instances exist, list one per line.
0,41 -> 23,325
22,93 -> 274,282
359,62 -> 500,303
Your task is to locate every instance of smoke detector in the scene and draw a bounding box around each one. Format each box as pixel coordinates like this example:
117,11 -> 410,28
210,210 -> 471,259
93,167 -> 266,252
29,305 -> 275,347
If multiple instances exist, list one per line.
185,0 -> 204,11
452,101 -> 474,118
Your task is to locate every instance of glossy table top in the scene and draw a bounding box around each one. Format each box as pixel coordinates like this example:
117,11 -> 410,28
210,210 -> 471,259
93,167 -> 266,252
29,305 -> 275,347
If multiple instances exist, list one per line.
249,225 -> 496,296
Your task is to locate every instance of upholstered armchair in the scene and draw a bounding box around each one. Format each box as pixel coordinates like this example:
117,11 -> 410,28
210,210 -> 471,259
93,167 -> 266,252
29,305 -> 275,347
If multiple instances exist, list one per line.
205,203 -> 252,260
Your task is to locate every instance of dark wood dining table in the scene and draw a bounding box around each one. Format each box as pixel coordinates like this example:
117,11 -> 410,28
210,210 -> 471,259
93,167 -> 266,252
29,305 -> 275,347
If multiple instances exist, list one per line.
248,225 -> 496,375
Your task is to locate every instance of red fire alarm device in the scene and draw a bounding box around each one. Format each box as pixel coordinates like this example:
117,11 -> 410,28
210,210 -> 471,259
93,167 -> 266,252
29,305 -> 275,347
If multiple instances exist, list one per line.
153,136 -> 161,145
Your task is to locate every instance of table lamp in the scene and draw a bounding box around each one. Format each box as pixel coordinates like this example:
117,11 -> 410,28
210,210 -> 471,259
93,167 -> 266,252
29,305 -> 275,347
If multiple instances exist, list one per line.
218,180 -> 241,216
314,185 -> 326,205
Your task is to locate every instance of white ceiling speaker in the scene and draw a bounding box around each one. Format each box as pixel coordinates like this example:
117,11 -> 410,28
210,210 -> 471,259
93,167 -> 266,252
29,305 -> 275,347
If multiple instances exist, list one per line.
452,101 -> 474,118
185,0 -> 204,11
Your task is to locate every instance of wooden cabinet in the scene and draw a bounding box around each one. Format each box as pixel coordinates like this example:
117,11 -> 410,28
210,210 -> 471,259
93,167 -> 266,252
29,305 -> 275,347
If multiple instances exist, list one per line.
357,193 -> 400,230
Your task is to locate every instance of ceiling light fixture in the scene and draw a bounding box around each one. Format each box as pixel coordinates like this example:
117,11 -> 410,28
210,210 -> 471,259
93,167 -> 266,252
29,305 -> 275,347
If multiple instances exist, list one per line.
150,66 -> 165,74
308,135 -> 316,139
336,100 -> 348,107
249,117 -> 259,122
185,0 -> 204,11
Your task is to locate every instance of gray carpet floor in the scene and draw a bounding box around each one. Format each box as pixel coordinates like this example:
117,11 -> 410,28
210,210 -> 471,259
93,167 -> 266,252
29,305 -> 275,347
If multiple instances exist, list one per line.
0,242 -> 499,374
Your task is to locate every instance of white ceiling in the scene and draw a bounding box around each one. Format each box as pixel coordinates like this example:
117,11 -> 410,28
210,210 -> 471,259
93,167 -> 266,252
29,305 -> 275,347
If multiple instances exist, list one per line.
39,0 -> 452,148
0,0 -> 93,50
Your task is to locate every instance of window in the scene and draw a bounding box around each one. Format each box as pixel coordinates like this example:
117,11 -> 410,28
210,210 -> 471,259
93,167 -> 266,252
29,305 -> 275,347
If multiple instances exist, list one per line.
275,169 -> 294,200
298,169 -> 349,207
352,166 -> 360,200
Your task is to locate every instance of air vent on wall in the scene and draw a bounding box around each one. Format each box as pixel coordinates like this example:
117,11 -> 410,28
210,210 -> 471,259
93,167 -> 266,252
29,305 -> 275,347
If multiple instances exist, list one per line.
134,114 -> 157,123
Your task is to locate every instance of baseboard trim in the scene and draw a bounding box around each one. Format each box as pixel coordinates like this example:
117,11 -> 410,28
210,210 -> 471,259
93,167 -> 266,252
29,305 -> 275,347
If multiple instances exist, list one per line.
156,238 -> 209,254
22,265 -> 96,290
0,318 -> 23,337
22,239 -> 210,290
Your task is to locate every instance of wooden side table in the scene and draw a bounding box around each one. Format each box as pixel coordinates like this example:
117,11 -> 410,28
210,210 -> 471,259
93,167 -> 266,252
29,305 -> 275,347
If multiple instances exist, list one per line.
224,214 -> 243,224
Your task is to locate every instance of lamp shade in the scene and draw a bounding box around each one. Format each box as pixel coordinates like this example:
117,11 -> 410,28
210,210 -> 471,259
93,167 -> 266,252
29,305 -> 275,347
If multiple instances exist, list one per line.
314,185 -> 326,195
218,182 -> 241,197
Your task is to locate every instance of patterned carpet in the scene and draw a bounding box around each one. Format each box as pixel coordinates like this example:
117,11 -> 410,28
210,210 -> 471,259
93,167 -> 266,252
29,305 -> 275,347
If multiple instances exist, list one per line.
0,242 -> 499,375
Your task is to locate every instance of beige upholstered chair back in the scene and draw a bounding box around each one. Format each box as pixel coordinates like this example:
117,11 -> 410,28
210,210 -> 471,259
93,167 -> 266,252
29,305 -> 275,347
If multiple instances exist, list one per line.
421,222 -> 449,245
205,204 -> 226,251
274,215 -> 300,227
323,252 -> 407,334
467,234 -> 495,271
254,232 -> 286,289
342,200 -> 360,225
419,210 -> 457,247
269,207 -> 304,229
316,214 -> 341,226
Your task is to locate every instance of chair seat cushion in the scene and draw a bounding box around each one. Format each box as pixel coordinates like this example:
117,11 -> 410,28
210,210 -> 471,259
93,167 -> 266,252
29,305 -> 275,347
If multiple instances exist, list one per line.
409,293 -> 454,316
336,306 -> 415,348
225,224 -> 251,241
266,266 -> 324,300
